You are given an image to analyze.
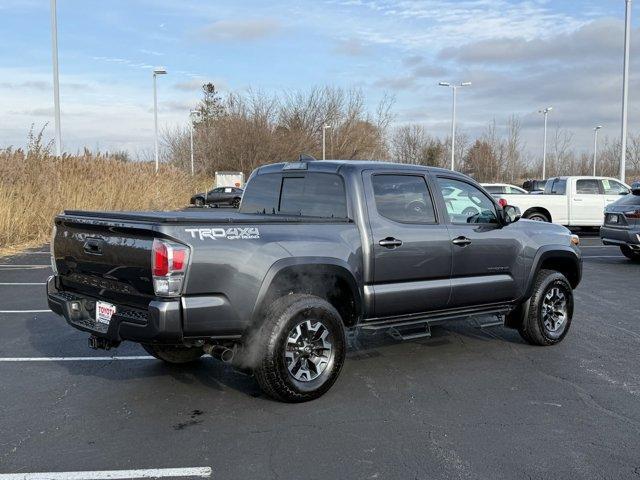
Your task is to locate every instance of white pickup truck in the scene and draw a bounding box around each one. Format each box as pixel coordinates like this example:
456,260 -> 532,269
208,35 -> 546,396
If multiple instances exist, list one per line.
500,176 -> 631,227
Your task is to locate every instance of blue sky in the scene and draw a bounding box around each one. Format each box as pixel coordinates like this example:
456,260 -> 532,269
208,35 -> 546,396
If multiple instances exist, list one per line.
0,0 -> 638,156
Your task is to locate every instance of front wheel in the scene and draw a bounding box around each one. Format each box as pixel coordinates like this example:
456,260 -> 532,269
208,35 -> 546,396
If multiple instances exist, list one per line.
508,269 -> 574,346
620,245 -> 640,262
525,212 -> 550,222
232,197 -> 241,208
253,294 -> 346,402
194,198 -> 204,207
142,344 -> 204,364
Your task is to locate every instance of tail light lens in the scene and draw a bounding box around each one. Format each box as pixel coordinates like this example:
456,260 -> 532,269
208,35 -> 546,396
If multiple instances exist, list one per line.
50,224 -> 58,275
151,239 -> 190,296
498,198 -> 508,208
624,209 -> 640,219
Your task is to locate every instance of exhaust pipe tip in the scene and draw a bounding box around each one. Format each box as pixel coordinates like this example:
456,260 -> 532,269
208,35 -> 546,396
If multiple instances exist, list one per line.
204,344 -> 234,363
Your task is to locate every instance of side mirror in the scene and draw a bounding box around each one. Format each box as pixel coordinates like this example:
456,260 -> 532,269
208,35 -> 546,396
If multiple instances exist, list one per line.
503,205 -> 521,224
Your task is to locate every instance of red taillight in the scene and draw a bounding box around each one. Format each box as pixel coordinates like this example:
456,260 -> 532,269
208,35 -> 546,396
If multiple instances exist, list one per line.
172,249 -> 186,270
498,198 -> 508,208
152,239 -> 169,276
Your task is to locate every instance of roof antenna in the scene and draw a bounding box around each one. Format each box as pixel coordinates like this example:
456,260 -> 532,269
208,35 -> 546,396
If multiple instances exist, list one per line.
298,154 -> 317,162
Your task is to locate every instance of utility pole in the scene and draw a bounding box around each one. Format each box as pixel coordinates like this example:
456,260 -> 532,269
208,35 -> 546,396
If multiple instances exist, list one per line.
539,107 -> 553,179
322,124 -> 331,160
50,0 -> 62,156
439,82 -> 471,171
593,126 -> 603,176
620,0 -> 633,183
153,68 -> 167,172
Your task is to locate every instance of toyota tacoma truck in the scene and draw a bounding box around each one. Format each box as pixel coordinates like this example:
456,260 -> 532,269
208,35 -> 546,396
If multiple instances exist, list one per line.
48,160 -> 582,402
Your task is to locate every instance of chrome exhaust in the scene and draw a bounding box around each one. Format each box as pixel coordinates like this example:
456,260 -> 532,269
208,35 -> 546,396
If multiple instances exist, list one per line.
204,344 -> 234,363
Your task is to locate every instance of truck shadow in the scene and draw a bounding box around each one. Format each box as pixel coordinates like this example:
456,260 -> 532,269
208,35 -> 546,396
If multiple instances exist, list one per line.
24,316 -> 524,401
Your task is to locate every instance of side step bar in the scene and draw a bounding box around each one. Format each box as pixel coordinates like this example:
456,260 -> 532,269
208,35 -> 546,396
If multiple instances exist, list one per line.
359,304 -> 511,341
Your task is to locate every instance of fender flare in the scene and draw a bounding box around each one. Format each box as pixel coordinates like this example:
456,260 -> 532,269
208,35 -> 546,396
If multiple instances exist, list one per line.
251,257 -> 363,325
522,246 -> 582,300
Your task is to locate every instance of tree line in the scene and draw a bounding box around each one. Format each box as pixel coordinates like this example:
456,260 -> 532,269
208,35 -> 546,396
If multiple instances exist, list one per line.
163,84 -> 640,183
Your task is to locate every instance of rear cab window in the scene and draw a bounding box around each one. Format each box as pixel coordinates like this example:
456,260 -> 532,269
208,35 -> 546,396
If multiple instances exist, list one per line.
240,172 -> 348,218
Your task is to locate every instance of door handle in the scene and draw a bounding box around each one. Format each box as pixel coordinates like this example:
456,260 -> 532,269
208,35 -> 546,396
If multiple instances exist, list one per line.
379,237 -> 403,248
573,198 -> 583,202
452,236 -> 472,247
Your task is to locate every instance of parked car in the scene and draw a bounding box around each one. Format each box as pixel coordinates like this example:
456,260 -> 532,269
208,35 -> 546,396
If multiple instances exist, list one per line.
48,160 -> 581,402
600,181 -> 640,261
499,176 -> 630,226
190,186 -> 243,208
481,183 -> 529,196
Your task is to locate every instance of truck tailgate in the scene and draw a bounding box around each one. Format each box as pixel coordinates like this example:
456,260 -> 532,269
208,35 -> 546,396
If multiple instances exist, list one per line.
53,216 -> 156,309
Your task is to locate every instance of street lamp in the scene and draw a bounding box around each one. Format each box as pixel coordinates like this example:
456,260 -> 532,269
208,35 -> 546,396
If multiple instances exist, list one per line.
189,110 -> 200,176
620,0 -> 633,183
153,67 -> 167,172
439,81 -> 471,171
50,0 -> 62,157
322,124 -> 332,160
593,125 -> 603,176
538,106 -> 553,179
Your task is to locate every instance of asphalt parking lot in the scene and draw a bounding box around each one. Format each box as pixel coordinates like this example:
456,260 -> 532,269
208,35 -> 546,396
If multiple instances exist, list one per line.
1,236 -> 639,480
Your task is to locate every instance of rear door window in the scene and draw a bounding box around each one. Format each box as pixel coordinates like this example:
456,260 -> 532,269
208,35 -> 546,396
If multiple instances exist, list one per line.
371,175 -> 436,223
576,179 -> 601,195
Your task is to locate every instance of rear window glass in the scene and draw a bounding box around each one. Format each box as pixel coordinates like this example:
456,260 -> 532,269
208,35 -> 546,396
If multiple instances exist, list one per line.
483,186 -> 504,194
545,178 -> 567,195
240,173 -> 347,218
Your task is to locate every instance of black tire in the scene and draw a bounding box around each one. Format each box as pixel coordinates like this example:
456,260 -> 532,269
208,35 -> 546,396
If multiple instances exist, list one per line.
525,211 -> 550,222
253,294 -> 346,402
142,344 -> 204,364
194,198 -> 204,207
620,245 -> 640,262
513,269 -> 574,346
232,197 -> 241,208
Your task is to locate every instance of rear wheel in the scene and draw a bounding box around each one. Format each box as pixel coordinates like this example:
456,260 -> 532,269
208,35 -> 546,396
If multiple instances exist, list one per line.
142,344 -> 204,364
507,269 -> 573,346
253,294 -> 346,402
620,245 -> 640,262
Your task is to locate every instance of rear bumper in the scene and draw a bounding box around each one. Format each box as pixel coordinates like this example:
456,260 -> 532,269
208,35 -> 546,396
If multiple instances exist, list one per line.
47,276 -> 183,344
600,226 -> 640,248
47,276 -> 244,344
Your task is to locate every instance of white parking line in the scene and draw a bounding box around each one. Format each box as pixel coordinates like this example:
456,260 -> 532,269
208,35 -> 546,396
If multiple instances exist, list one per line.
0,310 -> 51,313
0,356 -> 155,362
0,467 -> 212,479
0,265 -> 50,269
0,283 -> 46,286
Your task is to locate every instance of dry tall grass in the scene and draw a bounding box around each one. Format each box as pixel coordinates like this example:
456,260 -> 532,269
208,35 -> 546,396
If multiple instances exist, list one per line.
0,129 -> 210,253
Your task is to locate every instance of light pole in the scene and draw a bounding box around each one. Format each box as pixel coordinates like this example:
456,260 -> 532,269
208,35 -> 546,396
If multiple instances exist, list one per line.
439,81 -> 471,171
322,124 -> 331,160
621,0 -> 633,183
593,125 -> 603,176
539,107 -> 553,179
189,110 -> 199,176
153,67 -> 167,172
50,0 -> 62,156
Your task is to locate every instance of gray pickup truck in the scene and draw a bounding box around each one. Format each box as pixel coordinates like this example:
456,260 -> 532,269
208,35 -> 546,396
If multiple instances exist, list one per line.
48,160 -> 582,401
